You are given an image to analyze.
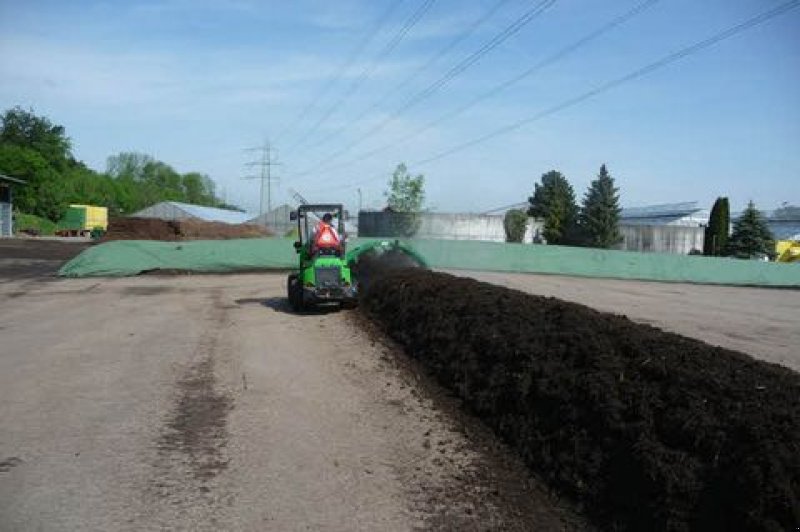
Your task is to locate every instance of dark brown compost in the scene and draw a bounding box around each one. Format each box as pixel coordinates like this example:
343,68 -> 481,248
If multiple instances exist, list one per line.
360,268 -> 800,531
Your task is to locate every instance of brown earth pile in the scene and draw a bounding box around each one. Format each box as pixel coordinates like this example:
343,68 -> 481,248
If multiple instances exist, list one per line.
361,269 -> 800,531
102,217 -> 272,241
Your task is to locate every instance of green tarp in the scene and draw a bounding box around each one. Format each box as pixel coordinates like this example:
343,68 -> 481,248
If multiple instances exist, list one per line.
58,237 -> 800,287
59,239 -> 297,277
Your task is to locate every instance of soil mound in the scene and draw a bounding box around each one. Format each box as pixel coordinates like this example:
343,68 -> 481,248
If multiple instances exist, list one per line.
361,269 -> 800,531
103,217 -> 271,241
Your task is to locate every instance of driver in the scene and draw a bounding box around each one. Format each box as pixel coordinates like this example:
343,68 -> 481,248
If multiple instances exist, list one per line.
310,213 -> 342,253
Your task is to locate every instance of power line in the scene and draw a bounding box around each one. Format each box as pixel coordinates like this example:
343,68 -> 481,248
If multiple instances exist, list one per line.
292,0 -> 647,180
403,0 -> 660,154
304,0 -> 800,194
243,141 -> 282,217
412,0 -> 800,167
285,0 -> 437,156
304,0 -> 512,153
291,0 -> 557,177
273,0 -> 406,146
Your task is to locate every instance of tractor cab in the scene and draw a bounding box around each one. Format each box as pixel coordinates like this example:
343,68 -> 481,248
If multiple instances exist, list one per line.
290,204 -> 347,258
287,204 -> 356,311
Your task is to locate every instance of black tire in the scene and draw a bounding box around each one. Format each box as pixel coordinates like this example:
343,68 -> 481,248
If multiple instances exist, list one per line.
287,274 -> 303,312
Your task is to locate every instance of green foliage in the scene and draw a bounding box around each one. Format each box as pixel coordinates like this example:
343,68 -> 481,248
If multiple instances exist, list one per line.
14,212 -> 57,235
580,164 -> 622,248
726,201 -> 774,259
385,163 -> 425,237
385,163 -> 425,212
0,106 -> 72,170
703,197 -> 730,256
528,170 -> 579,245
503,209 -> 528,243
0,107 -> 233,223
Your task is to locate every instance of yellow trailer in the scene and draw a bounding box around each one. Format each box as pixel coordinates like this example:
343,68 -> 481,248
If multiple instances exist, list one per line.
56,204 -> 108,236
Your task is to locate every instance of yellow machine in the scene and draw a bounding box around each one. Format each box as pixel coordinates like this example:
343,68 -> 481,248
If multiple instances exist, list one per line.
776,240 -> 800,263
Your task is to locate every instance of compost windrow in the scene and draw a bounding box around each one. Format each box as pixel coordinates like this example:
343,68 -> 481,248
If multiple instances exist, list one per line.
102,217 -> 272,241
360,268 -> 800,532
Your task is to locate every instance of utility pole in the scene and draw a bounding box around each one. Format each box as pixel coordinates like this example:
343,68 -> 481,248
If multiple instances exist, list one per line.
243,141 -> 281,219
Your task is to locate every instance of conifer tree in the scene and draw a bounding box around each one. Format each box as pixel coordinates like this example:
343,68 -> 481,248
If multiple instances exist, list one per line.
580,164 -> 622,248
726,201 -> 774,259
703,197 -> 729,256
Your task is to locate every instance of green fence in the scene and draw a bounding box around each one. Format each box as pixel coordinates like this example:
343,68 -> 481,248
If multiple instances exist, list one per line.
402,239 -> 800,286
58,237 -> 800,287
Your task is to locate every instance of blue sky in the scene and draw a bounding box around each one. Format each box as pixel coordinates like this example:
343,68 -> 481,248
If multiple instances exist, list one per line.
1,0 -> 798,216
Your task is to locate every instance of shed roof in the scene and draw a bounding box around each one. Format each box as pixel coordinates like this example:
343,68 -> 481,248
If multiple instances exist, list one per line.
621,201 -> 701,219
0,174 -> 27,185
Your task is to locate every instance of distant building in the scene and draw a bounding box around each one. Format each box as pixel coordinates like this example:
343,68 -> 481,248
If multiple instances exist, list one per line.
620,201 -> 709,227
358,210 -> 542,242
131,201 -> 251,224
618,202 -> 708,255
248,204 -> 293,236
1,174 -> 26,237
731,210 -> 800,240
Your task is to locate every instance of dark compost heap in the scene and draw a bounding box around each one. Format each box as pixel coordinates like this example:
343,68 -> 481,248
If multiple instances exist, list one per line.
360,268 -> 800,531
102,217 -> 271,241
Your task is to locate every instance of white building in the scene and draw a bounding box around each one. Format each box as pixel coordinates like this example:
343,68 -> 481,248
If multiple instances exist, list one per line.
620,202 -> 709,227
131,201 -> 251,224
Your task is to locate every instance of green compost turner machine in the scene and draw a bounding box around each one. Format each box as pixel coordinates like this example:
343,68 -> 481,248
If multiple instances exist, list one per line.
286,203 -> 426,311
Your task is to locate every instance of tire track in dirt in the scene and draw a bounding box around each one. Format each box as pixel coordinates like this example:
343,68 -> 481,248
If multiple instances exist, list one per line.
147,289 -> 235,524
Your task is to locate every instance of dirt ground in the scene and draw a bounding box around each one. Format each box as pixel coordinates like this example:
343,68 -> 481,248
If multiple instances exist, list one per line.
0,238 -> 90,280
0,272 -> 582,531
461,270 -> 800,373
1,240 -> 797,530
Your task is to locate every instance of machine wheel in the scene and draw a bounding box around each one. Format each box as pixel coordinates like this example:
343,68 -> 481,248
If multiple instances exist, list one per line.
287,274 -> 303,312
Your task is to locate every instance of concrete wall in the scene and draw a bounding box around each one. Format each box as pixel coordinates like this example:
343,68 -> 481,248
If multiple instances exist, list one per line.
618,224 -> 704,255
358,211 -> 543,243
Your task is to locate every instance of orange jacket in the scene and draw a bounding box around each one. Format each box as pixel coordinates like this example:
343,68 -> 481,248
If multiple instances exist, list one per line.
313,222 -> 340,249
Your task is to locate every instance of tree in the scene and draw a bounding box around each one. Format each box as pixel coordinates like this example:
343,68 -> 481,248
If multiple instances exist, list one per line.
703,197 -> 730,256
0,106 -> 72,170
726,201 -> 774,259
1,107 -> 233,221
0,143 -> 66,220
0,108 -> 74,220
385,163 -> 425,237
106,152 -> 154,180
386,163 -> 424,212
503,209 -> 528,243
580,164 -> 622,248
528,170 -> 578,245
